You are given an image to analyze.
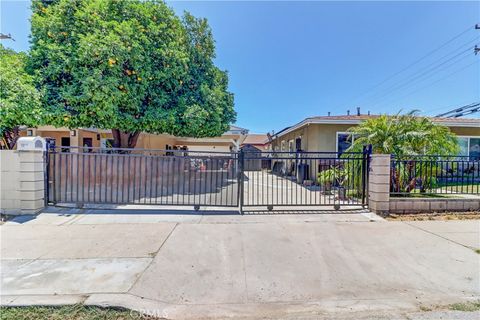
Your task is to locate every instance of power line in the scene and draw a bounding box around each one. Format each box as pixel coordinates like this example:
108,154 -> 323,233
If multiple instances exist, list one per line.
422,99 -> 479,114
338,24 -> 477,108
369,59 -> 479,109
360,37 -> 478,106
436,102 -> 480,117
367,47 -> 476,107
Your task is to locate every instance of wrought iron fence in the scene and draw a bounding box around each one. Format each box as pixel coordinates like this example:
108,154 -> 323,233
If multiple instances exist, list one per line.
390,155 -> 480,196
241,149 -> 370,209
46,146 -> 371,211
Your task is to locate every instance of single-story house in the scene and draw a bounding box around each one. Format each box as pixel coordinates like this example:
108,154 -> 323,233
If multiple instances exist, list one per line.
20,125 -> 249,153
270,114 -> 480,158
268,114 -> 479,183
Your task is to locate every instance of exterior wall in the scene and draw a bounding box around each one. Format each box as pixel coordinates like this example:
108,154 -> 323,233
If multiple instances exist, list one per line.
272,124 -> 355,152
77,130 -> 101,148
0,150 -> 45,215
367,153 -> 480,215
21,129 -> 103,149
272,124 -> 480,153
368,154 -> 391,214
183,144 -> 231,152
272,127 -> 308,151
390,198 -> 480,214
139,133 -> 177,150
0,151 -> 21,214
449,126 -> 480,136
21,130 -> 70,147
27,127 -> 243,152
305,124 -> 353,152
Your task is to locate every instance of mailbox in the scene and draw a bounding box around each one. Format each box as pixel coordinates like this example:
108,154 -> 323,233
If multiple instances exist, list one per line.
17,137 -> 46,151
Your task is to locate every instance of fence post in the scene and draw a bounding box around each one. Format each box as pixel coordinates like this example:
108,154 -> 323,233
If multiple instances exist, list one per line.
18,149 -> 46,214
238,149 -> 245,214
361,145 -> 372,206
368,154 -> 391,215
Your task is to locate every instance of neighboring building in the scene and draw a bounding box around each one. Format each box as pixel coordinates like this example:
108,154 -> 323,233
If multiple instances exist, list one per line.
270,114 -> 480,158
21,125 -> 249,153
240,133 -> 271,151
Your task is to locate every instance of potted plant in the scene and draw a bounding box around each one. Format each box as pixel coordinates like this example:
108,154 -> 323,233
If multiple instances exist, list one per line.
318,166 -> 348,199
317,168 -> 336,194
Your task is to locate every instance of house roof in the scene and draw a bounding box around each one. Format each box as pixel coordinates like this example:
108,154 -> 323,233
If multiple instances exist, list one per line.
227,125 -> 249,135
273,114 -> 480,139
241,134 -> 269,145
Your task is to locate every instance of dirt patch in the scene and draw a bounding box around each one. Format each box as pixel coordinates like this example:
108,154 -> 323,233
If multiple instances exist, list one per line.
386,212 -> 480,221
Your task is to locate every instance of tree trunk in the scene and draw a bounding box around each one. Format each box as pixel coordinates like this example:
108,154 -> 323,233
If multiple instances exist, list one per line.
111,129 -> 140,151
1,127 -> 20,150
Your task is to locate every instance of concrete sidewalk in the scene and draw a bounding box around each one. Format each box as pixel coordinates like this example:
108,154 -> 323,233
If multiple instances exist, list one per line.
1,208 -> 479,319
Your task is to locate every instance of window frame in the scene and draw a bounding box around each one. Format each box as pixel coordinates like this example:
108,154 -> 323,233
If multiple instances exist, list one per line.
336,132 -> 355,154
457,135 -> 480,157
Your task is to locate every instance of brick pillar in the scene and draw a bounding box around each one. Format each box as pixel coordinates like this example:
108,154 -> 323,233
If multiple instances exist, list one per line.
368,154 -> 390,214
18,150 -> 45,214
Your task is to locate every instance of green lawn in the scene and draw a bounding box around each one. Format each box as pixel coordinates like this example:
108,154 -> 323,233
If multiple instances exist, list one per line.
436,183 -> 480,194
0,305 -> 158,320
392,183 -> 480,198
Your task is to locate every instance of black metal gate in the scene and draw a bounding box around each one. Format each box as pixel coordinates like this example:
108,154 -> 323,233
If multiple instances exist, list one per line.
239,148 -> 371,212
47,146 -> 371,212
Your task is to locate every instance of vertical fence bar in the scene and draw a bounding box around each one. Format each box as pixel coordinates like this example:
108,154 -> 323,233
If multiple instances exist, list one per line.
43,150 -> 50,206
238,149 -> 245,214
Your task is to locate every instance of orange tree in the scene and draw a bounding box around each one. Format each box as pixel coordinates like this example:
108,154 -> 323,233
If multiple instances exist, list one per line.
29,0 -> 235,148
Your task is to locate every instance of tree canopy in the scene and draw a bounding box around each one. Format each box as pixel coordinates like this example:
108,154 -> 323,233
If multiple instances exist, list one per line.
29,0 -> 235,148
0,44 -> 42,149
347,111 -> 459,157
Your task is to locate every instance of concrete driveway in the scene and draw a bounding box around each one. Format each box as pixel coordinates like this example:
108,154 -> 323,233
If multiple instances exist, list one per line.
1,207 -> 479,319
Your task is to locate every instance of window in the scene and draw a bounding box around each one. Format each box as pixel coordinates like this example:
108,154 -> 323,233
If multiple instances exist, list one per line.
457,137 -> 480,160
61,137 -> 70,153
458,137 -> 469,156
336,132 -> 354,155
469,138 -> 480,160
295,137 -> 302,151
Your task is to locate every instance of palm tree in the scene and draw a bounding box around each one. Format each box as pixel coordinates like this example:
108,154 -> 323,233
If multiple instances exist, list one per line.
346,111 -> 460,194
347,111 -> 459,156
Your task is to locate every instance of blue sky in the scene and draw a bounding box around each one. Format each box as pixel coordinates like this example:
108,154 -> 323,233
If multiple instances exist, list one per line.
1,1 -> 479,133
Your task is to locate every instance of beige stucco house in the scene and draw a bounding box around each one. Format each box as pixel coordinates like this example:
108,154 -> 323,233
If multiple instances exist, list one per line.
271,114 -> 480,158
21,125 -> 249,153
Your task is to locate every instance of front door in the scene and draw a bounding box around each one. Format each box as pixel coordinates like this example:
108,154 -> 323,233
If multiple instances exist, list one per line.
61,137 -> 70,152
83,138 -> 93,152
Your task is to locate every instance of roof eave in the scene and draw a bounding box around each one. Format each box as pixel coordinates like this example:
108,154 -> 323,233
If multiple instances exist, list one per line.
273,118 -> 479,140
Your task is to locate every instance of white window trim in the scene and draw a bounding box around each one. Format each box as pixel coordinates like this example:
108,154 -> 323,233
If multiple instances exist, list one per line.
457,135 -> 480,156
336,132 -> 355,153
288,139 -> 294,152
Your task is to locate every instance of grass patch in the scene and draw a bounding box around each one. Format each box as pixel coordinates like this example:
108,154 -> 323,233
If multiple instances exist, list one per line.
391,193 -> 456,199
438,183 -> 480,192
449,301 -> 480,312
475,249 -> 480,254
0,304 -> 159,320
